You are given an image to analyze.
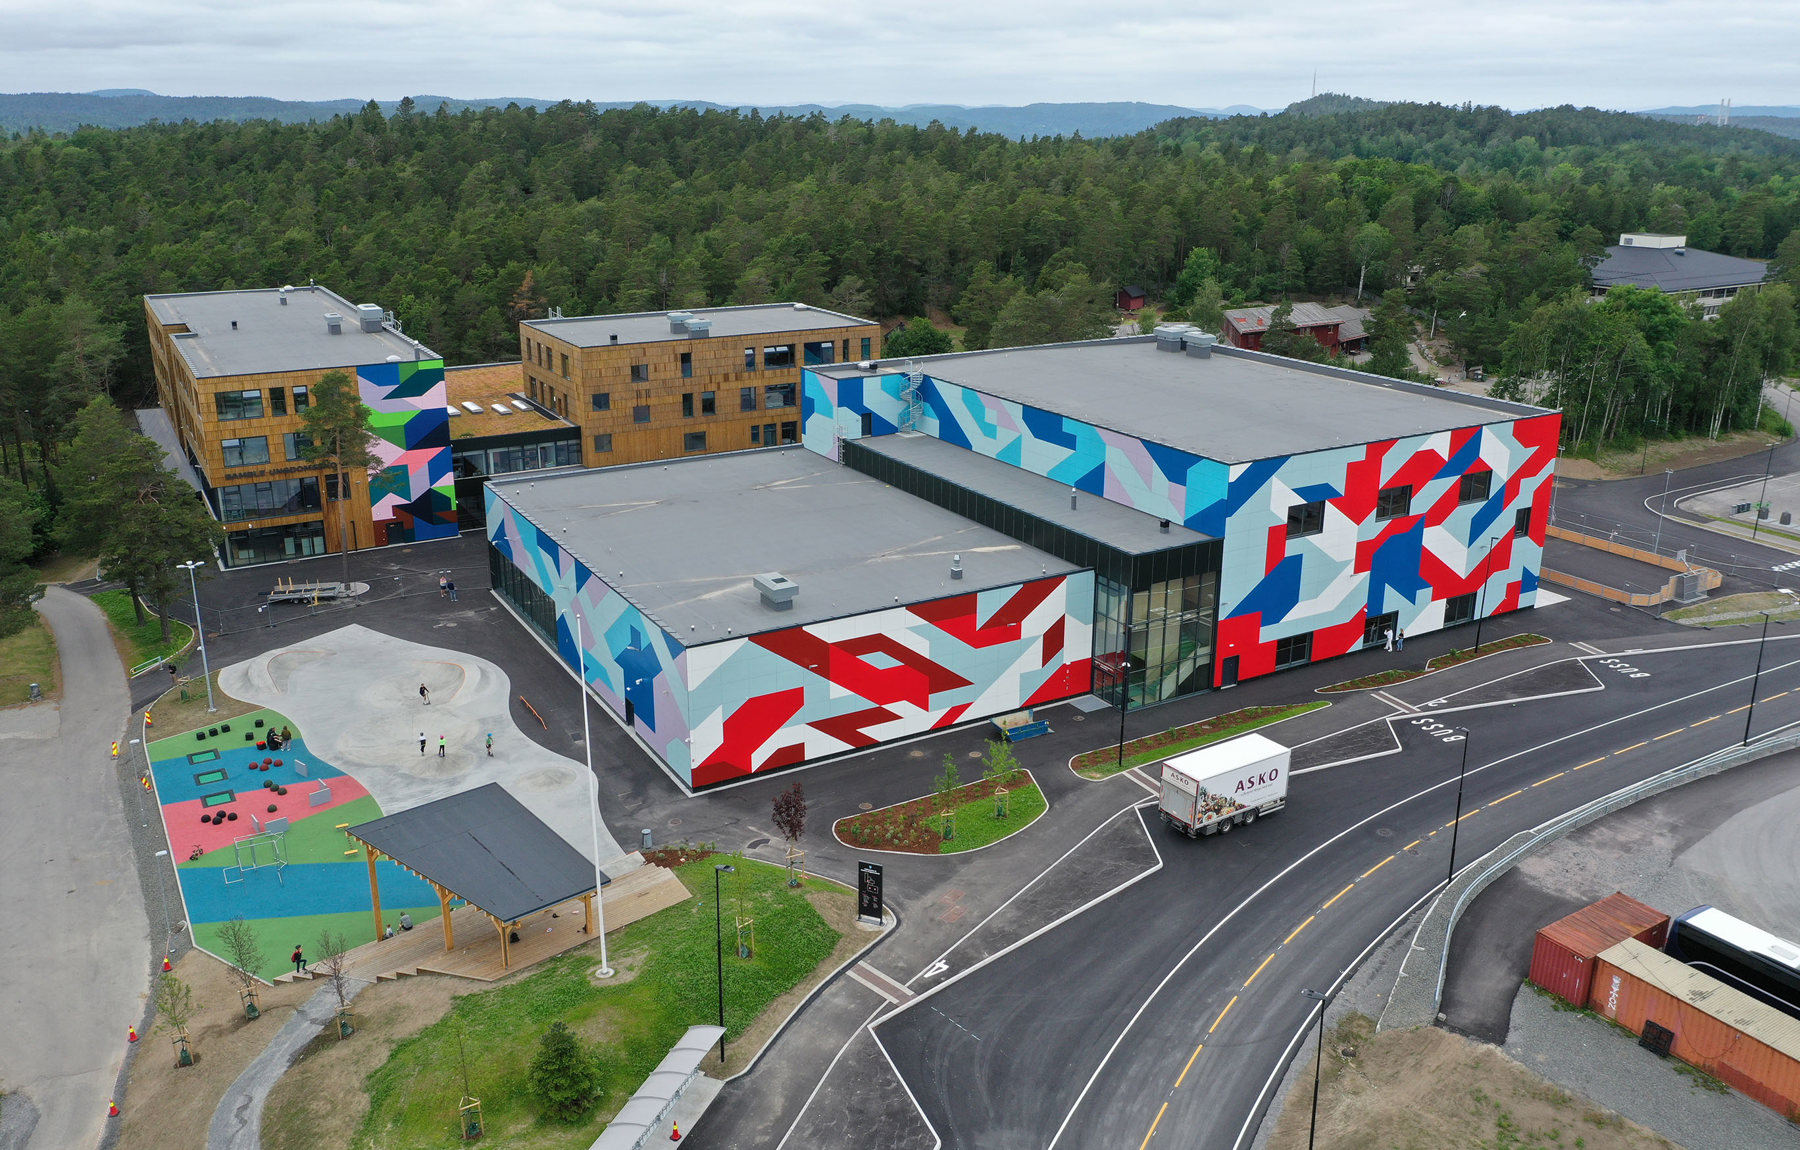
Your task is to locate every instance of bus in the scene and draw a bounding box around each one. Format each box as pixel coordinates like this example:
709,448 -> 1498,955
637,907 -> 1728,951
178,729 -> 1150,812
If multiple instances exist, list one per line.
1665,906 -> 1800,1019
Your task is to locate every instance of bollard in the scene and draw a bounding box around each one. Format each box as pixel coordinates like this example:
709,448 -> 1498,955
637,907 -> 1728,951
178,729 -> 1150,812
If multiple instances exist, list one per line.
28,682 -> 40,701
641,828 -> 654,850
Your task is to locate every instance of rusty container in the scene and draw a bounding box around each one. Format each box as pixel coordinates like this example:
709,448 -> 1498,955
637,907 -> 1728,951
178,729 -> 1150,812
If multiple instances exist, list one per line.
1528,892 -> 1670,1006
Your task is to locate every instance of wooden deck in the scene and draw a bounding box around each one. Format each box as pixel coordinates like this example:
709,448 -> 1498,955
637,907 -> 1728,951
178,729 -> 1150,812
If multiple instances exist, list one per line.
277,862 -> 690,985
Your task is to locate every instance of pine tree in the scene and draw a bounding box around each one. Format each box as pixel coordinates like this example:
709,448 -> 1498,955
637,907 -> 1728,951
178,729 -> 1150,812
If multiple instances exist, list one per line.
529,1022 -> 602,1121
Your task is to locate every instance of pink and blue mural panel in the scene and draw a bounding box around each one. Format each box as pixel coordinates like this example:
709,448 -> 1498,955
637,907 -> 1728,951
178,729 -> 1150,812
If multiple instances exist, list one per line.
360,358 -> 456,543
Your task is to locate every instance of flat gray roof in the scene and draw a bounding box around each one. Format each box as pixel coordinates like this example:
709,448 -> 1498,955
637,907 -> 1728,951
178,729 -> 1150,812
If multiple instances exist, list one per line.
491,447 -> 1078,640
523,303 -> 873,349
855,433 -> 1213,554
820,337 -> 1548,464
1591,244 -> 1768,293
146,286 -> 437,379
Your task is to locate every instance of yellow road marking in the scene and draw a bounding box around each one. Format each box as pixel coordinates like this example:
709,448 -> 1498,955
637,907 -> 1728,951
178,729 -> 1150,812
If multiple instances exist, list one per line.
1654,729 -> 1684,740
1244,953 -> 1276,987
1321,884 -> 1355,910
1765,691 -> 1789,701
1403,839 -> 1422,851
1284,916 -> 1315,946
1209,995 -> 1238,1033
1173,1043 -> 1204,1089
1489,789 -> 1523,805
1139,1102 -> 1169,1150
1727,705 -> 1751,715
1453,810 -> 1480,824
1532,772 -> 1565,787
1692,716 -> 1718,727
1360,855 -> 1393,879
1576,757 -> 1606,769
1615,742 -> 1647,754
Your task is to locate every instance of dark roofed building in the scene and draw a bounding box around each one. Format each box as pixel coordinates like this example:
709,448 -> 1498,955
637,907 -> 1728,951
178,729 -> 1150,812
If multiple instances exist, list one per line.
1115,285 -> 1148,311
1222,303 -> 1371,354
1590,233 -> 1768,317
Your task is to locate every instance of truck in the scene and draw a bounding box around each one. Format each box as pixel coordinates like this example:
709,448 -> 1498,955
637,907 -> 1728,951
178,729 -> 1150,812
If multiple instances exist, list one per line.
1158,732 -> 1289,838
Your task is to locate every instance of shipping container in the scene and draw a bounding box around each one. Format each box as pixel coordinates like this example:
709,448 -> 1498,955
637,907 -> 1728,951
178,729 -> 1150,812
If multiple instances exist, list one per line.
1528,892 -> 1670,1006
1591,938 -> 1800,1122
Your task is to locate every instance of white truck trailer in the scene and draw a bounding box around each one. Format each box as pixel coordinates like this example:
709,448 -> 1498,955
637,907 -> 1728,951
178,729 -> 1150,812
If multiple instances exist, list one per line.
1158,732 -> 1290,837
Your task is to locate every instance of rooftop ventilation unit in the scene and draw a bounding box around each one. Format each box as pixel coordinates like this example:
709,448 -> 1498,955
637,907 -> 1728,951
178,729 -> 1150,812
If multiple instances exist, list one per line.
357,304 -> 385,333
754,572 -> 799,610
324,312 -> 343,334
1184,332 -> 1217,359
686,317 -> 713,338
667,311 -> 694,332
1154,323 -> 1192,352
609,333 -> 619,344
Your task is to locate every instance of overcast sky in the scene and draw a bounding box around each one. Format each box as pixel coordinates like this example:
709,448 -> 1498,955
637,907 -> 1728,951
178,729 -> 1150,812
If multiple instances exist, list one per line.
5,0 -> 1798,112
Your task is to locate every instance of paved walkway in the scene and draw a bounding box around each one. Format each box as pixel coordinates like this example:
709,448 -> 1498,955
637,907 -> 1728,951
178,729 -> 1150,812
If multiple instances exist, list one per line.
206,978 -> 370,1150
0,587 -> 146,1150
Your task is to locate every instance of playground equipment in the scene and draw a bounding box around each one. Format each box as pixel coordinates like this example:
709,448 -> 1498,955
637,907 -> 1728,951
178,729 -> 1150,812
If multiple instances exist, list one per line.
223,819 -> 289,886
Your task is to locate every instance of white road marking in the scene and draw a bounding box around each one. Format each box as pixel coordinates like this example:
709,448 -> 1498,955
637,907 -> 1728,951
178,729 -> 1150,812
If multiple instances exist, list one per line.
1571,641 -> 1604,655
1373,691 -> 1418,713
849,962 -> 917,1005
1126,767 -> 1162,798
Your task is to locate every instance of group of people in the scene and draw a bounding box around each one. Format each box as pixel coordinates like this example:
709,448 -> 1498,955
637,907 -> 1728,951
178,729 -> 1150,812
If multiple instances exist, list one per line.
265,724 -> 294,750
418,731 -> 495,756
438,574 -> 459,602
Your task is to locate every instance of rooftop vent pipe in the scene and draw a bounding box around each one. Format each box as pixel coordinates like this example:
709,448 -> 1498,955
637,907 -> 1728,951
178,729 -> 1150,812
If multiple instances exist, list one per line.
1070,488 -> 1079,510
609,333 -> 619,344
951,554 -> 963,581
324,312 -> 343,334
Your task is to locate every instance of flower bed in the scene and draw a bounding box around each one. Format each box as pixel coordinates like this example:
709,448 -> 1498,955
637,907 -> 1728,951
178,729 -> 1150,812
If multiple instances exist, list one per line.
834,770 -> 1037,855
1073,701 -> 1328,778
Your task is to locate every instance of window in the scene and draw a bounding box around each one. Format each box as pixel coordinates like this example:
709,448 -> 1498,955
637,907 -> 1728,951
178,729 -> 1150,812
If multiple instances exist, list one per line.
216,477 -> 320,522
745,347 -> 757,371
684,431 -> 707,453
700,390 -> 716,415
803,340 -> 835,366
682,393 -> 694,418
1286,500 -> 1325,538
214,390 -> 263,421
764,382 -> 796,409
761,422 -> 776,445
631,363 -> 650,383
282,432 -> 312,461
592,392 -> 611,412
592,433 -> 612,453
740,387 -> 757,412
324,473 -> 345,501
861,337 -> 872,360
292,386 -> 309,412
224,520 -> 325,567
633,404 -> 651,424
750,426 -> 761,444
1459,470 -> 1492,504
763,344 -> 795,368
1444,592 -> 1478,626
268,387 -> 287,416
1273,633 -> 1312,669
842,339 -> 850,361
680,352 -> 692,379
1376,484 -> 1412,520
780,420 -> 797,444
220,436 -> 270,468
1514,506 -> 1532,538
560,352 -> 569,379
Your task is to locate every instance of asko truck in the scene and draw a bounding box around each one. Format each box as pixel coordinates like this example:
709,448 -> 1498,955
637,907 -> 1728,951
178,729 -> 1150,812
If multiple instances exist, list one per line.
1158,732 -> 1290,837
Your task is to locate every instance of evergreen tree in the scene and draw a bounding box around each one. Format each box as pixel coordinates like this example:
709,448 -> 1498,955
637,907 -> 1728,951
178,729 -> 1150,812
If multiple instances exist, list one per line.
529,1022 -> 602,1121
1186,278 -> 1226,334
1168,248 -> 1221,308
882,317 -> 954,358
300,370 -> 380,584
1259,302 -> 1325,362
1365,290 -> 1421,381
953,262 -> 1021,351
0,475 -> 39,637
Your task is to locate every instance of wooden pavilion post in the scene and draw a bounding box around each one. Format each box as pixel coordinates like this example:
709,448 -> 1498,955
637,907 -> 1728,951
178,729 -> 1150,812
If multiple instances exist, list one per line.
494,916 -> 511,969
365,846 -> 384,942
580,891 -> 595,938
435,883 -> 455,951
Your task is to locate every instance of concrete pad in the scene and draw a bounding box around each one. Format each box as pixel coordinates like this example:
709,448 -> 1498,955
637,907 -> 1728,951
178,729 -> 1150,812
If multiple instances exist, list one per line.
0,701 -> 60,741
217,624 -> 630,873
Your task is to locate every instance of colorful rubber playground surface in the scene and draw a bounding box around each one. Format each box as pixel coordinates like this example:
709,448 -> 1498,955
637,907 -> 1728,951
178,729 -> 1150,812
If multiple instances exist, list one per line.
149,709 -> 441,981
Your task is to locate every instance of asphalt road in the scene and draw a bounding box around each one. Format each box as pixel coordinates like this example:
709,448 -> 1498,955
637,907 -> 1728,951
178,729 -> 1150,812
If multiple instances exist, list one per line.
871,633 -> 1800,1150
0,588 -> 145,1150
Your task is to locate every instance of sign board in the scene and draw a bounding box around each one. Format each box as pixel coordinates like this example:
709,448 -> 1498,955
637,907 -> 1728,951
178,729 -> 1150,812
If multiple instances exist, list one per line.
857,860 -> 884,924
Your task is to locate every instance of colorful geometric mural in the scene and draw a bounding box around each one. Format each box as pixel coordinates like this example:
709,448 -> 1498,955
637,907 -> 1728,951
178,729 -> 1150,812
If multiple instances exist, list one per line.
360,358 -> 456,543
486,486 -> 1092,789
803,366 -> 1559,689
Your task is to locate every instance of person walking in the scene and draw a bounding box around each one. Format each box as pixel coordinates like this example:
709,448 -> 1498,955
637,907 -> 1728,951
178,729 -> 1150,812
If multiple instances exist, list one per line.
420,683 -> 430,706
291,944 -> 306,973
447,579 -> 458,602
1396,628 -> 1405,651
1383,628 -> 1394,653
438,574 -> 448,597
419,731 -> 427,755
437,735 -> 446,758
485,732 -> 493,757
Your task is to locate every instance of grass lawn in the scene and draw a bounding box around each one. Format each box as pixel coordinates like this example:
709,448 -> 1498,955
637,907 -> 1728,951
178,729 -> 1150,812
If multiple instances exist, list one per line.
93,588 -> 193,670
191,907 -> 441,984
937,778 -> 1047,853
146,672 -> 260,731
0,615 -> 57,706
834,769 -> 1043,854
1074,701 -> 1329,778
353,857 -> 843,1149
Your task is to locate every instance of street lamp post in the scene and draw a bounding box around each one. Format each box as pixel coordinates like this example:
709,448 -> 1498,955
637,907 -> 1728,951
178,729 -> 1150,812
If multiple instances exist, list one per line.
1753,444 -> 1776,540
1299,988 -> 1332,1150
152,849 -> 172,950
1652,468 -> 1675,557
714,863 -> 736,1062
1744,612 -> 1774,746
573,612 -> 613,979
1447,727 -> 1473,886
177,560 -> 215,712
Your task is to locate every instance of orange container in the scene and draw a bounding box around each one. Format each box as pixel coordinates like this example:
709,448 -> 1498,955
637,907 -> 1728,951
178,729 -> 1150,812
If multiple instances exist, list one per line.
1590,939 -> 1800,1122
1528,892 -> 1670,1006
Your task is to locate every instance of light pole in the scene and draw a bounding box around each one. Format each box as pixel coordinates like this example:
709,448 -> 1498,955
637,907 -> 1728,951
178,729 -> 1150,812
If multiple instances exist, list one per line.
1446,726 -> 1472,886
1299,987 -> 1332,1150
1469,535 -> 1499,659
152,849 -> 172,950
714,863 -> 736,1062
1752,444 -> 1776,540
1744,612 -> 1774,746
573,612 -> 613,978
1650,468 -> 1676,556
177,560 -> 215,712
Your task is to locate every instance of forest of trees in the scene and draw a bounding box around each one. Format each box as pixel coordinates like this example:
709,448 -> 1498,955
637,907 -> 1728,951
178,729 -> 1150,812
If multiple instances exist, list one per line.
4,95 -> 1800,488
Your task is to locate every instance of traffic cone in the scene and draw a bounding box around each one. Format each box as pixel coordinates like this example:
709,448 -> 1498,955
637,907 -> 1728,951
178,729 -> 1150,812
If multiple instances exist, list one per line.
669,1120 -> 681,1141
162,955 -> 172,972
144,710 -> 153,726
108,1099 -> 119,1117
128,1025 -> 138,1043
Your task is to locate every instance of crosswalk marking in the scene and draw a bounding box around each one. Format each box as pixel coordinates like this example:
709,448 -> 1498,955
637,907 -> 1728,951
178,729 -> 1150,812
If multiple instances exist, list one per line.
1773,559 -> 1800,572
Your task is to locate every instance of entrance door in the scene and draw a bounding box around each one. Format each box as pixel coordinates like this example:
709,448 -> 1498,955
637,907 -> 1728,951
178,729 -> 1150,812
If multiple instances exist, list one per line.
623,698 -> 635,726
1220,656 -> 1239,688
1364,612 -> 1399,649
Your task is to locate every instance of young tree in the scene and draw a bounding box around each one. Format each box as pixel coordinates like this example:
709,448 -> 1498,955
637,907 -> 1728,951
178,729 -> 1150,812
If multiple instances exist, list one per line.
771,780 -> 807,886
934,753 -> 961,840
300,370 -> 381,584
218,916 -> 267,1019
529,1021 -> 602,1121
316,929 -> 354,1035
882,317 -> 954,358
152,971 -> 200,1066
983,738 -> 1021,817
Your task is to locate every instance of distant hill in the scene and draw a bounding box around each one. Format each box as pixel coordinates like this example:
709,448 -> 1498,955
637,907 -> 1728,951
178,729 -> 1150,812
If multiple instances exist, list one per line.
1283,92 -> 1390,117
1637,106 -> 1800,141
0,91 -> 1265,138
1638,105 -> 1800,119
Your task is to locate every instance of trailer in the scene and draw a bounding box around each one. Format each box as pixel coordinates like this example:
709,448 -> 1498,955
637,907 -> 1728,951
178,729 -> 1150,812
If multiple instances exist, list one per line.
1158,733 -> 1289,838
